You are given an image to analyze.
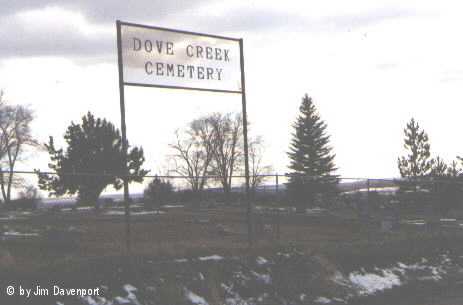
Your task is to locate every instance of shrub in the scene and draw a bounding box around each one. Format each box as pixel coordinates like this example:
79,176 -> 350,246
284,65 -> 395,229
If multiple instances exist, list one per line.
143,177 -> 173,209
11,185 -> 41,210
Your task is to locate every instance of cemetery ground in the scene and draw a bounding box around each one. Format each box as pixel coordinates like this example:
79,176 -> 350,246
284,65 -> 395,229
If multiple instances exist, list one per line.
2,203 -> 463,304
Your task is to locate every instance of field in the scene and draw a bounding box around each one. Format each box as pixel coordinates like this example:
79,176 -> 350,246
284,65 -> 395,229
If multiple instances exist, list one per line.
2,203 -> 463,305
0,205 -> 363,267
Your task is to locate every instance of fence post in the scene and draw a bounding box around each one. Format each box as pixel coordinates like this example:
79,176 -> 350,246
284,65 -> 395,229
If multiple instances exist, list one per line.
367,179 -> 370,206
366,179 -> 371,241
275,173 -> 279,194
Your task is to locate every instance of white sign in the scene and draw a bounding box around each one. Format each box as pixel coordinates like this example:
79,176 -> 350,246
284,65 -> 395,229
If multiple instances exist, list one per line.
119,22 -> 242,93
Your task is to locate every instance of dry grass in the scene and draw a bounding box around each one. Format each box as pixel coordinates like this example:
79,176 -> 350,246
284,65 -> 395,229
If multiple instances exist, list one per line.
0,205 -> 461,275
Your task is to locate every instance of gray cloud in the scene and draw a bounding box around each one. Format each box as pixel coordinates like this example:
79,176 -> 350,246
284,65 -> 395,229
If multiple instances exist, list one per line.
0,0 -> 212,59
322,7 -> 415,30
1,0 -> 210,23
199,9 -> 304,33
440,69 -> 463,83
186,6 -> 416,34
0,14 -> 114,59
0,3 -> 416,60
376,63 -> 399,71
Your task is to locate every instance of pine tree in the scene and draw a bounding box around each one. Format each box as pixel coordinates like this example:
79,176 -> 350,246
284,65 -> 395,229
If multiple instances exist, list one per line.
397,118 -> 433,191
144,176 -> 173,210
396,118 -> 434,209
38,112 -> 148,207
287,94 -> 338,211
430,156 -> 447,177
431,157 -> 462,216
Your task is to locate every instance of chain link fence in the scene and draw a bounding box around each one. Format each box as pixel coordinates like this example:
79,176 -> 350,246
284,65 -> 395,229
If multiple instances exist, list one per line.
1,171 -> 463,258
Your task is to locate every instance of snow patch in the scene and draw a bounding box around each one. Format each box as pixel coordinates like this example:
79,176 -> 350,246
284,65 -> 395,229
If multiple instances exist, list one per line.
163,204 -> 185,208
256,256 -> 268,265
105,211 -> 125,216
306,207 -> 326,214
80,296 -> 107,305
185,289 -> 209,305
132,210 -> 165,216
124,284 -> 137,293
105,210 -> 165,216
198,255 -> 223,261
3,231 -> 39,237
315,296 -> 332,304
349,269 -> 401,295
118,284 -> 142,305
251,271 -> 271,284
77,207 -> 93,211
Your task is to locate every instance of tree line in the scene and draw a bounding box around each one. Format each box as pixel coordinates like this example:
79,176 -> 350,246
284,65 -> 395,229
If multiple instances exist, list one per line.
0,89 -> 462,212
286,94 -> 463,213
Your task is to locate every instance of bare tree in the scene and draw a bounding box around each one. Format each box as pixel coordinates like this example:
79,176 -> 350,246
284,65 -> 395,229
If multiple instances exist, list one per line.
249,136 -> 273,191
209,113 -> 243,196
0,91 -> 38,204
170,112 -> 269,201
169,116 -> 216,192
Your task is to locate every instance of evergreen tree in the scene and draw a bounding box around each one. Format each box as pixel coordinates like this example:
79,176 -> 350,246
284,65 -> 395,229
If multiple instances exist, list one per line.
397,118 -> 433,193
38,112 -> 148,207
143,176 -> 174,210
431,157 -> 462,216
396,118 -> 434,208
430,156 -> 447,177
450,159 -> 462,177
287,94 -> 338,211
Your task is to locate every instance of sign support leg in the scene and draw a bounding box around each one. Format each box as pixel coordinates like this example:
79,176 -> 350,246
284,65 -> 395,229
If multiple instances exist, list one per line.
116,20 -> 131,255
239,39 -> 252,246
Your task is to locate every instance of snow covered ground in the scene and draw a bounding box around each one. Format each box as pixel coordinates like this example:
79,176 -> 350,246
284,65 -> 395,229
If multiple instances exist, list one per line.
50,251 -> 462,305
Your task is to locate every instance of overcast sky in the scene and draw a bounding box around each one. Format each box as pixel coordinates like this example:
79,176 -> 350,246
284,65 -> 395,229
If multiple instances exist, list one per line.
1,0 -> 463,183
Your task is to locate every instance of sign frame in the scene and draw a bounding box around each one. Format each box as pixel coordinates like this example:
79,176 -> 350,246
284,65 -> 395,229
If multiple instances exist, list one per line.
119,20 -> 242,94
115,20 -> 252,251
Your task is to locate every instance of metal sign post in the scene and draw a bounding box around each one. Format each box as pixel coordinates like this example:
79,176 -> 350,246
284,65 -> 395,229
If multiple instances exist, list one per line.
116,20 -> 131,254
239,39 -> 252,245
115,20 -> 253,252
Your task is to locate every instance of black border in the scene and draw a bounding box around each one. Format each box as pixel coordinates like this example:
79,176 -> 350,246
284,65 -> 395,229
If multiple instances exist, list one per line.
119,20 -> 240,42
124,82 -> 242,94
119,20 -> 243,94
